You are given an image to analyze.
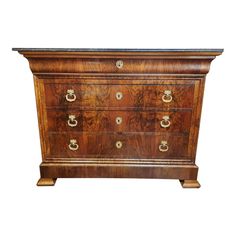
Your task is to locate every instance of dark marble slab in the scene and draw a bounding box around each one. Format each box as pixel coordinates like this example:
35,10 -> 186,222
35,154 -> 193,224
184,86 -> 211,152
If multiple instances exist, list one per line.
12,48 -> 224,52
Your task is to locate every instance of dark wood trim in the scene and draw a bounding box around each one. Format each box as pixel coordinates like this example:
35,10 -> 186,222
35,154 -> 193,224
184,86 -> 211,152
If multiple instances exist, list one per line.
12,48 -> 224,52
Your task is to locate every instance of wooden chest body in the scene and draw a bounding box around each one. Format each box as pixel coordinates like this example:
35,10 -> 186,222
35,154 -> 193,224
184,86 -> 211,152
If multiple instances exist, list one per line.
13,48 -> 223,187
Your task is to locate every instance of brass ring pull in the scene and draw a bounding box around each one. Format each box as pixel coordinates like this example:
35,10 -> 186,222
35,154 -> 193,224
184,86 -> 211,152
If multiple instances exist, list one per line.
160,115 -> 171,128
116,92 -> 123,100
159,141 -> 169,152
116,141 -> 123,149
67,115 -> 78,127
116,60 -> 124,69
66,89 -> 76,102
116,117 -> 122,125
68,139 -> 79,151
162,90 -> 173,103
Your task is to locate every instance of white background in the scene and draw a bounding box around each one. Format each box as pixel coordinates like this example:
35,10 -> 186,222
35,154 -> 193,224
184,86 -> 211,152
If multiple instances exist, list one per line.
0,0 -> 235,235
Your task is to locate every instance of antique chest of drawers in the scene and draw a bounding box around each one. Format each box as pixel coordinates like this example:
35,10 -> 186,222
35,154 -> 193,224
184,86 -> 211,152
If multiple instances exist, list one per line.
13,48 -> 223,187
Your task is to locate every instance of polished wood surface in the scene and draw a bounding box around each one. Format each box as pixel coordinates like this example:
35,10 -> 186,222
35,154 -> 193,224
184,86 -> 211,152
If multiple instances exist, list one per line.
48,133 -> 189,158
13,48 -> 223,187
47,110 -> 192,133
44,82 -> 195,108
24,58 -> 216,74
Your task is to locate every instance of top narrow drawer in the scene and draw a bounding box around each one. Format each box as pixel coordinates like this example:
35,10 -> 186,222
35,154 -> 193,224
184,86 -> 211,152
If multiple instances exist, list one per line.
29,58 -> 207,74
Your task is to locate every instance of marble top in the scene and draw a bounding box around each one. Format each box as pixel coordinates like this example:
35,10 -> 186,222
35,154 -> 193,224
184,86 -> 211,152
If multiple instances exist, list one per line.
12,48 -> 224,52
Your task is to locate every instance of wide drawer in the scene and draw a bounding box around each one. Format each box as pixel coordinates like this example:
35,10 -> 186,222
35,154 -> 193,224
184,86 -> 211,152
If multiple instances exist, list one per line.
28,58 -> 206,74
48,133 -> 189,158
44,83 -> 195,108
47,110 -> 192,133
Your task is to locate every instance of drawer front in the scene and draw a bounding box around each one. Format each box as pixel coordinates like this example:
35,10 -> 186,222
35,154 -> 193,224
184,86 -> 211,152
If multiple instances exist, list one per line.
47,110 -> 192,133
44,83 -> 195,108
29,58 -> 204,74
48,133 -> 189,158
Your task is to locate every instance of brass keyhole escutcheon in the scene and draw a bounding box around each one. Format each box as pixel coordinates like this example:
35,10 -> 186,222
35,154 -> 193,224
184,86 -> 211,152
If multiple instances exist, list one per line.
116,141 -> 123,149
116,92 -> 123,100
116,117 -> 122,125
116,60 -> 124,69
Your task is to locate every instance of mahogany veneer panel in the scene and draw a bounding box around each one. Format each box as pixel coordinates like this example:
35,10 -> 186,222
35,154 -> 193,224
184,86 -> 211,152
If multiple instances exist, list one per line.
44,83 -> 195,108
47,110 -> 192,133
48,133 -> 189,158
13,48 -> 223,187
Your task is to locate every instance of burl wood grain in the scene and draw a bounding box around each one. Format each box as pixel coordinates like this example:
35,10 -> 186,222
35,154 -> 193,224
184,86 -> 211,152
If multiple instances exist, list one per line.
47,110 -> 192,133
48,133 -> 189,158
44,83 -> 195,108
14,49 -> 223,187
